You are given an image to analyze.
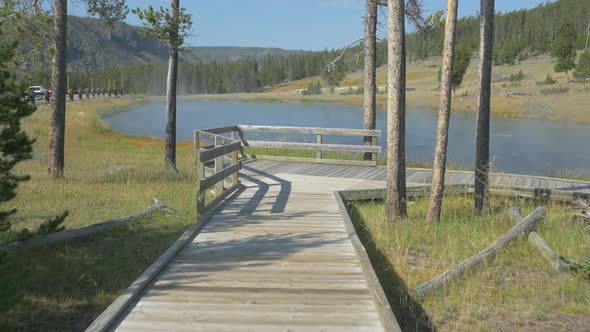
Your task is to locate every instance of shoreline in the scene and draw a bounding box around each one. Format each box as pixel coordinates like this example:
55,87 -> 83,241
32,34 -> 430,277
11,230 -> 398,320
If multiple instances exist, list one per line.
143,90 -> 590,125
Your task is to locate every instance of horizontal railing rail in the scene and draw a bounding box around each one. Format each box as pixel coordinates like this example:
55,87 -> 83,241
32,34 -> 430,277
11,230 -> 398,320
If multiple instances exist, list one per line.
194,129 -> 241,215
236,124 -> 382,167
237,125 -> 381,137
243,140 -> 381,153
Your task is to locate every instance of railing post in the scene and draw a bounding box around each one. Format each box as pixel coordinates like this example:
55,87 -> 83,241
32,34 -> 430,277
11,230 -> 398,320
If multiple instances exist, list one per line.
194,131 -> 205,215
214,136 -> 224,196
316,134 -> 322,160
372,137 -> 377,163
231,130 -> 240,186
231,149 -> 239,186
238,128 -> 247,159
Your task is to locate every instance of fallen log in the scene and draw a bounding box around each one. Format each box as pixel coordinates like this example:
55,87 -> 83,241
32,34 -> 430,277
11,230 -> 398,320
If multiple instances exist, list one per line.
571,198 -> 589,211
3,198 -> 173,251
509,206 -> 563,271
571,199 -> 590,223
413,207 -> 546,299
505,92 -> 533,97
574,211 -> 590,223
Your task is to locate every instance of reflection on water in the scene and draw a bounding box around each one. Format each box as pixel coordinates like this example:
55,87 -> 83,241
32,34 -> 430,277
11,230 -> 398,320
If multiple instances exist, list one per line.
103,99 -> 590,176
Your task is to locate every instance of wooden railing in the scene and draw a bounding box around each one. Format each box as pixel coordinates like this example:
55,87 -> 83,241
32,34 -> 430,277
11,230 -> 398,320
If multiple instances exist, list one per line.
194,124 -> 383,213
236,125 -> 382,167
194,128 -> 241,215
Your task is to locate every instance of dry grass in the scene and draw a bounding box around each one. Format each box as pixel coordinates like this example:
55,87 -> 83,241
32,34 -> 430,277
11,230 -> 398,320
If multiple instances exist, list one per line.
246,54 -> 590,124
349,195 -> 590,331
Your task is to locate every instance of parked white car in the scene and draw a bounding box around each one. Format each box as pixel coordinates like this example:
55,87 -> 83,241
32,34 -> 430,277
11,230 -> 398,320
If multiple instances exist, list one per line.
28,86 -> 48,99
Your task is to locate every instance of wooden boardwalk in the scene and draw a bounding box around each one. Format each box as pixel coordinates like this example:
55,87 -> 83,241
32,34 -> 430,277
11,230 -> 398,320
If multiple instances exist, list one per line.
90,160 -> 590,332
100,166 -> 395,332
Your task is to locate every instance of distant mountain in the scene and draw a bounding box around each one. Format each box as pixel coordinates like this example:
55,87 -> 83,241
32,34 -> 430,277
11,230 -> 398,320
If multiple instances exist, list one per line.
66,16 -> 302,70
186,47 -> 301,64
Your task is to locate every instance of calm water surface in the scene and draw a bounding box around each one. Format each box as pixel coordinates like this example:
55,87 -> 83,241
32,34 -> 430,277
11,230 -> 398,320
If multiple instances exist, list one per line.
104,99 -> 590,176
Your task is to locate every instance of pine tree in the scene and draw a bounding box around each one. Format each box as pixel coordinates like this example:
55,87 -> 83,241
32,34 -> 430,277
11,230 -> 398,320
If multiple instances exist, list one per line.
574,50 -> 590,81
133,2 -> 193,173
451,45 -> 471,92
385,0 -> 407,220
363,0 -> 378,161
475,0 -> 495,213
427,0 -> 459,224
0,35 -> 36,236
552,20 -> 577,78
437,44 -> 471,92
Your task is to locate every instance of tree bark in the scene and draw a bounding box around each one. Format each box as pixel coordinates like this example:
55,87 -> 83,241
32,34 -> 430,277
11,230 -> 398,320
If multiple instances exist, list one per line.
427,0 -> 459,224
363,0 -> 378,161
414,207 -> 546,299
48,0 -> 67,179
164,0 -> 179,173
385,0 -> 407,220
474,0 -> 495,213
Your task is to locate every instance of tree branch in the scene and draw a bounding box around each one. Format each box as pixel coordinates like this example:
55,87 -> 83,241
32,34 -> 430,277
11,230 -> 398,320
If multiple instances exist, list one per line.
326,37 -> 364,73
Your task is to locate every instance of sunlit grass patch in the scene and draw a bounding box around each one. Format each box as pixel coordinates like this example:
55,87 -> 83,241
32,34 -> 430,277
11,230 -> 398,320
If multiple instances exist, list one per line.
349,195 -> 590,331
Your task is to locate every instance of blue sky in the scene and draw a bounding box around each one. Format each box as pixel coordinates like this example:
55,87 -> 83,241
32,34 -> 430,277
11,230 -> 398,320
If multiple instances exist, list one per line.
69,0 -> 552,50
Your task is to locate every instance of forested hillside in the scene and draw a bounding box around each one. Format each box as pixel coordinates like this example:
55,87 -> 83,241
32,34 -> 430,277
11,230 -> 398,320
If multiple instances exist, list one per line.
67,50 -> 364,94
405,0 -> 590,64
67,0 -> 589,95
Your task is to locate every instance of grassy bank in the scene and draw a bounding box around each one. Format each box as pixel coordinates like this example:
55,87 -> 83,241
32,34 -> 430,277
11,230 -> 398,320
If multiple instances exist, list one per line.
349,195 -> 590,331
0,98 -> 198,331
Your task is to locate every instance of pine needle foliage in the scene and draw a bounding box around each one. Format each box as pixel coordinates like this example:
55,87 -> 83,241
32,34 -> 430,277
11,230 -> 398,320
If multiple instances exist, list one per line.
0,28 -> 36,236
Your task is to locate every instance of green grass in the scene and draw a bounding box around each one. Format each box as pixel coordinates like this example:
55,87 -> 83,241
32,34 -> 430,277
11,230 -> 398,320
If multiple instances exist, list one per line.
349,195 -> 590,331
0,215 -> 189,331
0,98 -> 198,331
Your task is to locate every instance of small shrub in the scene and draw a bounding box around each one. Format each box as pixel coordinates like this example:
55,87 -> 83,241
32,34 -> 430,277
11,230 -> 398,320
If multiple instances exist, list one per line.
302,80 -> 322,95
509,70 -> 525,82
536,74 -> 557,85
559,254 -> 590,281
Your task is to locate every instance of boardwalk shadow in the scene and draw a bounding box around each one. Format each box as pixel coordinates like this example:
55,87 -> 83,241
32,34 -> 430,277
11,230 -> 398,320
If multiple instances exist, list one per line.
142,232 -> 353,294
240,163 -> 292,214
347,204 -> 437,332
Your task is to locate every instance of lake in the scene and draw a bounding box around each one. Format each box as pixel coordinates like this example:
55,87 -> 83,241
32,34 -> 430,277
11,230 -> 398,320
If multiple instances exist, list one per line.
104,99 -> 590,176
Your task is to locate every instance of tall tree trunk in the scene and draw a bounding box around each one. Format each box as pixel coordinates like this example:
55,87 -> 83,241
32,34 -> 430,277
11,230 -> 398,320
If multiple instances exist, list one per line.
474,0 -> 495,212
385,0 -> 407,220
363,0 -> 377,161
427,0 -> 459,224
164,0 -> 179,173
48,0 -> 67,179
